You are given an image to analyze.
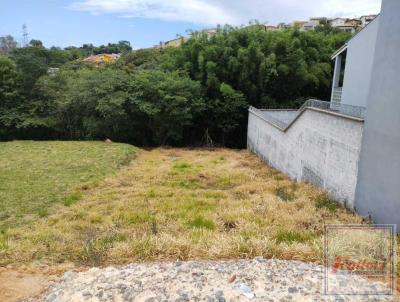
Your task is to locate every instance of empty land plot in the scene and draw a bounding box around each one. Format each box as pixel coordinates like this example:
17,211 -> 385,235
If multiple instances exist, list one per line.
0,147 -> 364,266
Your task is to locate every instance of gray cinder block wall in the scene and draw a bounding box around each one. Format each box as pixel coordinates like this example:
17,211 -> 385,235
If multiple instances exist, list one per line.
247,108 -> 363,208
354,0 -> 400,225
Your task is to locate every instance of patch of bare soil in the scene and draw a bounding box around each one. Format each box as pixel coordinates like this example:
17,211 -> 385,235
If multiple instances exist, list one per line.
0,264 -> 76,302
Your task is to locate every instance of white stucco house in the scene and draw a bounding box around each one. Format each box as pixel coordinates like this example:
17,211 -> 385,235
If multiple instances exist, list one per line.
247,0 -> 400,227
329,18 -> 347,27
330,15 -> 380,109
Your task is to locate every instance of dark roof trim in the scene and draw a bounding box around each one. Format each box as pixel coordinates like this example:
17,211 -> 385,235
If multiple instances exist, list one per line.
331,44 -> 348,60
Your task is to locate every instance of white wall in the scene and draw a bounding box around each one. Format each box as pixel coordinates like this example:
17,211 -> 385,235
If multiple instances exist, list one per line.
355,0 -> 400,226
247,109 -> 364,208
341,16 -> 380,108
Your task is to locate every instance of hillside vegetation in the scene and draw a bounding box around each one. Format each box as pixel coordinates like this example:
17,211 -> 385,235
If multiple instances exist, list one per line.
0,141 -> 137,230
0,25 -> 351,147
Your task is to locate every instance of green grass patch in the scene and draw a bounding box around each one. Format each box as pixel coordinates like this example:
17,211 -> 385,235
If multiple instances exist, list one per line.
188,216 -> 215,230
114,211 -> 154,225
315,193 -> 338,213
0,141 -> 137,228
204,191 -> 226,199
182,200 -> 216,213
171,179 -> 199,189
63,192 -> 82,206
145,190 -> 157,198
37,207 -> 49,218
0,230 -> 9,250
274,229 -> 313,244
215,176 -> 237,189
173,162 -> 192,170
275,185 -> 296,202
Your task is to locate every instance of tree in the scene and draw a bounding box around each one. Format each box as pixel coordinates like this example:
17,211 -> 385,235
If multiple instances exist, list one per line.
128,70 -> 205,145
117,48 -> 163,71
0,56 -> 20,110
0,56 -> 22,137
94,41 -> 132,55
34,68 -> 132,140
211,83 -> 247,144
0,35 -> 18,55
0,25 -> 352,147
11,46 -> 49,96
29,39 -> 44,48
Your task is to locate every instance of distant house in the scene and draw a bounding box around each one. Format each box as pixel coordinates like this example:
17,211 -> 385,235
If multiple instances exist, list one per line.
264,25 -> 278,31
329,18 -> 347,27
346,18 -> 362,28
157,37 -> 187,48
291,21 -> 308,29
83,53 -> 121,64
277,23 -> 291,30
329,18 -> 361,33
243,24 -> 277,32
302,20 -> 319,31
301,18 -> 326,31
191,28 -> 218,38
360,15 -> 378,27
310,17 -> 326,23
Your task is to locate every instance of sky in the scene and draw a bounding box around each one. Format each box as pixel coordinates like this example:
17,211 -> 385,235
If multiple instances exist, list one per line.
0,0 -> 381,49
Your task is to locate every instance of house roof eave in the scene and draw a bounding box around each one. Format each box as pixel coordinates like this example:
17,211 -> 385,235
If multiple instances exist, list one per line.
331,44 -> 348,60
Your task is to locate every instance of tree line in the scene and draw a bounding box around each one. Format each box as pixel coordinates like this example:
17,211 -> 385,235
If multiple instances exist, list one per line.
0,24 -> 350,147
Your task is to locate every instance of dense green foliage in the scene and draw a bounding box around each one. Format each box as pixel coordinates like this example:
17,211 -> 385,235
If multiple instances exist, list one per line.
0,26 -> 350,147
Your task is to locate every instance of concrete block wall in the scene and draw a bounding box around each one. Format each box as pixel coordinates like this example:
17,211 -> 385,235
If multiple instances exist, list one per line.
247,108 -> 364,208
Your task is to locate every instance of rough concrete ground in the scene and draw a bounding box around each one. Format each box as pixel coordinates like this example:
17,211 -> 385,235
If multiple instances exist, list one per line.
30,258 -> 395,302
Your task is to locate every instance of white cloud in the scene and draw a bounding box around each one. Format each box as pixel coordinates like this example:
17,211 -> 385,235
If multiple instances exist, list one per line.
70,0 -> 381,26
318,0 -> 381,18
70,0 -> 239,25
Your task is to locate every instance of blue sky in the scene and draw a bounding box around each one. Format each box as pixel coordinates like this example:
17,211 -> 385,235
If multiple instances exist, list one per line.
0,0 -> 381,49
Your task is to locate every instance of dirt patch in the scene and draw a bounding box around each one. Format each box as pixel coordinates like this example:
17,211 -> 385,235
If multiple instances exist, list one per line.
0,270 -> 50,302
0,264 -> 76,302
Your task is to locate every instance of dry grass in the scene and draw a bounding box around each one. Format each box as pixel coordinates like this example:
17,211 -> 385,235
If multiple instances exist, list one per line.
0,147 -> 365,267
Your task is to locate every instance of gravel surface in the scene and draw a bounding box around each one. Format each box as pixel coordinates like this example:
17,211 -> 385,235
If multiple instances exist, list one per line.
32,258 -> 395,302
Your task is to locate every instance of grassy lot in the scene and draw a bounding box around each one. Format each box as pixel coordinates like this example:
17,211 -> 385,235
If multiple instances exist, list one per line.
0,141 -> 137,231
0,147 -> 365,266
